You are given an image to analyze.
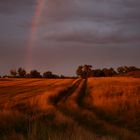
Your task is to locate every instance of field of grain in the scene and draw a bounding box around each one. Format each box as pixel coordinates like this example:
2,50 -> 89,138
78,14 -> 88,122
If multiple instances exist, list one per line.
0,77 -> 140,140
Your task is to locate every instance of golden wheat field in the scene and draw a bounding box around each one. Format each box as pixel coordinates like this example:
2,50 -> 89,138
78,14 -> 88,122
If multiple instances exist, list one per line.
0,77 -> 140,140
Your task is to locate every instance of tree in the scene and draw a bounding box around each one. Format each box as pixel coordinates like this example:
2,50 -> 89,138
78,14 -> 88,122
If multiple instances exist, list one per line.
103,68 -> 117,77
109,68 -> 117,76
10,69 -> 17,78
18,67 -> 26,78
29,70 -> 41,78
102,68 -> 110,77
127,66 -> 140,72
76,65 -> 93,78
76,65 -> 83,77
60,75 -> 65,78
118,66 -> 129,74
43,71 -> 53,78
43,71 -> 59,78
92,69 -> 104,77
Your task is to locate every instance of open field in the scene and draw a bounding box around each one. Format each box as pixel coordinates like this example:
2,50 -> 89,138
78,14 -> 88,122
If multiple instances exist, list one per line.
0,77 -> 140,140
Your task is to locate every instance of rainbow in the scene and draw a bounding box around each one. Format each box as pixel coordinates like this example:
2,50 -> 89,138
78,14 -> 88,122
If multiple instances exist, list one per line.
26,0 -> 46,69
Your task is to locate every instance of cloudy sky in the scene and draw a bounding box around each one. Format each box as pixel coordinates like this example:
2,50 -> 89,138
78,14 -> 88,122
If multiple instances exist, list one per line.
0,0 -> 140,76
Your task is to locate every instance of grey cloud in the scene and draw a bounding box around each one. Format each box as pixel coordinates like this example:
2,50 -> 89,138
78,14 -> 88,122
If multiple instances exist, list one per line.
45,20 -> 140,44
47,0 -> 140,21
44,0 -> 140,44
0,0 -> 140,75
0,0 -> 35,14
5,0 -> 140,29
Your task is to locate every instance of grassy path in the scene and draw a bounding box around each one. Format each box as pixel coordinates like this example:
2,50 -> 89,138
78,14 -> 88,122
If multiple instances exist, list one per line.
53,79 -> 140,140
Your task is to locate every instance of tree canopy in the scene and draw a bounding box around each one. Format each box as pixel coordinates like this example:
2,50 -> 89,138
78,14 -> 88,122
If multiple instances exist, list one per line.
76,65 -> 93,78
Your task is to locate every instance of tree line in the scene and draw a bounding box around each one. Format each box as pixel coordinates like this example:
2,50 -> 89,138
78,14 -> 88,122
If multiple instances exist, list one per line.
1,68 -> 61,78
76,65 -> 140,78
0,65 -> 140,78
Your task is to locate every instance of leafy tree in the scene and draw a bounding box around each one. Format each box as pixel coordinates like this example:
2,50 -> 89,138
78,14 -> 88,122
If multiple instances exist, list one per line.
18,67 -> 26,78
25,73 -> 31,78
117,66 -> 140,75
76,65 -> 83,77
43,71 -> 53,78
52,74 -> 59,78
60,75 -> 65,78
92,69 -> 104,77
109,68 -> 117,76
117,66 -> 126,74
76,65 -> 93,78
102,68 -> 110,77
103,68 -> 117,77
30,70 -> 41,78
10,69 -> 17,78
127,66 -> 140,72
43,71 -> 59,78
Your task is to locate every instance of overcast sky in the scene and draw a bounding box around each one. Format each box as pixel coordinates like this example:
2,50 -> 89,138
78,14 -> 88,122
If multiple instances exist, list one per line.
0,0 -> 140,76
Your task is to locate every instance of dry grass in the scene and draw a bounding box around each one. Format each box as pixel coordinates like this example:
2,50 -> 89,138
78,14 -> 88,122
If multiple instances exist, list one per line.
87,77 -> 140,134
0,77 -> 140,140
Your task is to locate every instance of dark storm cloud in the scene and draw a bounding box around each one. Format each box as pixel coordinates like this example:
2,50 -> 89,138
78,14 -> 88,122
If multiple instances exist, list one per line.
45,20 -> 140,44
0,0 -> 35,14
47,0 -> 140,20
0,0 -> 140,75
45,0 -> 140,44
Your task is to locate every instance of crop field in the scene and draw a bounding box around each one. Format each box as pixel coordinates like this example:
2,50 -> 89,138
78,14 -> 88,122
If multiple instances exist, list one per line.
0,77 -> 140,140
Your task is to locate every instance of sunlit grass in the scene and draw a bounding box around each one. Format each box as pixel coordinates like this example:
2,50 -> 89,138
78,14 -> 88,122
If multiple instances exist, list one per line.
0,77 -> 140,139
87,77 -> 140,133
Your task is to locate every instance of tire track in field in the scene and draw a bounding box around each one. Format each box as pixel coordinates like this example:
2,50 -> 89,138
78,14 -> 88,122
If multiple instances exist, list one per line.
37,78 -> 95,137
14,79 -> 87,135
76,80 -> 140,140
78,79 -> 140,140
53,79 -> 140,140
0,79 -> 97,140
49,78 -> 82,106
